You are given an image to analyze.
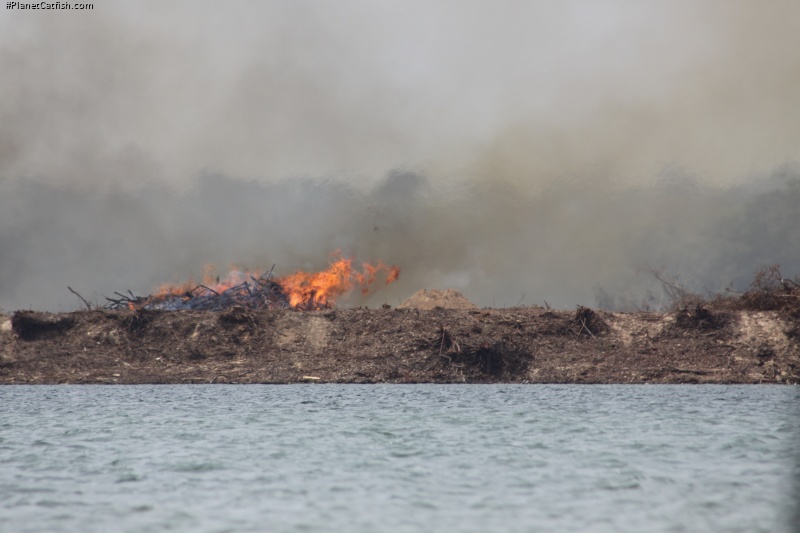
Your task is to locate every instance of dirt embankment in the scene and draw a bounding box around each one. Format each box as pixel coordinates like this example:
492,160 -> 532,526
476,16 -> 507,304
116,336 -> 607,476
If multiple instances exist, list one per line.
1,296 -> 798,384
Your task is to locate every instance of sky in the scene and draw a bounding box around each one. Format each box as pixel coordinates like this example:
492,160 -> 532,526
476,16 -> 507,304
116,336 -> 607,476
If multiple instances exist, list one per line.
1,0 -> 799,311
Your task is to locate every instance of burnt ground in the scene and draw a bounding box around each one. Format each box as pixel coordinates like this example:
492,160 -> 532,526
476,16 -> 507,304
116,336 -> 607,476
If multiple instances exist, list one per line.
1,303 -> 798,384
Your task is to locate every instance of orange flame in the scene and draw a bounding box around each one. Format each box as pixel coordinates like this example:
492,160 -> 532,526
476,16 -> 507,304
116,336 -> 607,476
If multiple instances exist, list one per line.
277,255 -> 400,309
152,264 -> 258,300
146,254 -> 400,310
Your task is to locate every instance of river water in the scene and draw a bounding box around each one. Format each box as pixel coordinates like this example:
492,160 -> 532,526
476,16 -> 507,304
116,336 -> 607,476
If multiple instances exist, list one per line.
1,385 -> 798,533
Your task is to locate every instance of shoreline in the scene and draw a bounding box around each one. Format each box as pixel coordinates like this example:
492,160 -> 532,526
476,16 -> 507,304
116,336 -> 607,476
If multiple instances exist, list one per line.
2,305 -> 798,385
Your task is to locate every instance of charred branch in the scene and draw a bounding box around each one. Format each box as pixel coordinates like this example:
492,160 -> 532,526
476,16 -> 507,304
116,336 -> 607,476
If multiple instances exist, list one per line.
104,274 -> 290,312
67,286 -> 93,310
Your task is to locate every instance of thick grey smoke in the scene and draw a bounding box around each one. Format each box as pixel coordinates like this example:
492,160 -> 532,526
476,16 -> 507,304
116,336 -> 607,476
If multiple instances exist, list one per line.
1,170 -> 798,311
1,1 -> 799,311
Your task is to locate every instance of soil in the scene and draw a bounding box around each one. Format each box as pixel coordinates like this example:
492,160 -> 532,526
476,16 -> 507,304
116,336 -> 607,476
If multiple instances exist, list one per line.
2,294 -> 799,384
398,289 -> 478,310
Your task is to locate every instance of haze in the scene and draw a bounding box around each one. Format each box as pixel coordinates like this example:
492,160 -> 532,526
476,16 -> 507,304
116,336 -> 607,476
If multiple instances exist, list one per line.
1,1 -> 799,311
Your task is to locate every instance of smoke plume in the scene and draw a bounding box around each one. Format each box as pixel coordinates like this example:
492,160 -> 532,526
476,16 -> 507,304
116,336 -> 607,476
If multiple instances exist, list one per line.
1,1 -> 799,311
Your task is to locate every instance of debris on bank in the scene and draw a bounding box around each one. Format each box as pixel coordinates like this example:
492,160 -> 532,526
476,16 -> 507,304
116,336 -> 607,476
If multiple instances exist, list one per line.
398,289 -> 478,310
1,298 -> 797,385
100,256 -> 400,312
1,265 -> 798,385
104,268 -> 290,311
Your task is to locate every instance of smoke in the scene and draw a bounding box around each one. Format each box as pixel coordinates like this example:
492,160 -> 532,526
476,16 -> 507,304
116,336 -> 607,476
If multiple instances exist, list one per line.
1,1 -> 800,311
1,169 -> 798,311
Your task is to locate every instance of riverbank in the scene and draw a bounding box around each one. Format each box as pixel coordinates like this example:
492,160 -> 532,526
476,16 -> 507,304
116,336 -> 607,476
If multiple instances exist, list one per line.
1,302 -> 798,384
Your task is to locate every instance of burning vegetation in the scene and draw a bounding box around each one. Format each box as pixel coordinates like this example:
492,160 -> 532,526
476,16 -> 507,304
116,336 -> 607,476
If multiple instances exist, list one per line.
3,264 -> 798,385
102,254 -> 400,312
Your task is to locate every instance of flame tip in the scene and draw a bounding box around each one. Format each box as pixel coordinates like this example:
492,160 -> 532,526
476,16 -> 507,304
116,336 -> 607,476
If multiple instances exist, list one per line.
144,254 -> 399,310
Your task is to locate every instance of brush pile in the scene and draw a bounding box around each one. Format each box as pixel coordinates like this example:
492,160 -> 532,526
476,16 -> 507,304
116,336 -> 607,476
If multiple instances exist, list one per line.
99,255 -> 400,313
104,269 -> 291,311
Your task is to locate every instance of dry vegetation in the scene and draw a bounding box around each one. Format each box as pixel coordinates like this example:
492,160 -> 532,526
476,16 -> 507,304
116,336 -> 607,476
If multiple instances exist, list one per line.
0,267 -> 797,385
1,268 -> 798,384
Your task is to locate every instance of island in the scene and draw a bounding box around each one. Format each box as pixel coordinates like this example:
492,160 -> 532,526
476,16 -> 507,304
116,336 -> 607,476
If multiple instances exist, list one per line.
2,288 -> 798,385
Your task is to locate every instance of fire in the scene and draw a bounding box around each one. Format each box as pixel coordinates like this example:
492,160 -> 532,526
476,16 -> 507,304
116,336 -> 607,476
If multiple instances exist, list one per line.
152,264 -> 257,300
278,256 -> 400,308
136,253 -> 400,311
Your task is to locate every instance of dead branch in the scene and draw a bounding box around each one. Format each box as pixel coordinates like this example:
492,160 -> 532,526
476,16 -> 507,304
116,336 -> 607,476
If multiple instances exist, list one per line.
67,286 -> 93,310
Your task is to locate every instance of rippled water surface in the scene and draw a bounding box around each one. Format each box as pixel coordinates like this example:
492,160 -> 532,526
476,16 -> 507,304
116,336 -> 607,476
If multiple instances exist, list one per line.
1,385 -> 798,532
